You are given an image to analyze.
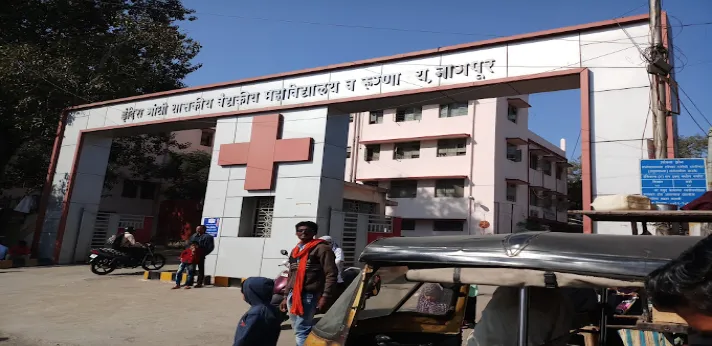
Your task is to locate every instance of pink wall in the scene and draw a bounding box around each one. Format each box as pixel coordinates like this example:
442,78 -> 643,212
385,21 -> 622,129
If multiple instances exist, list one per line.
358,105 -> 474,143
345,96 -> 568,235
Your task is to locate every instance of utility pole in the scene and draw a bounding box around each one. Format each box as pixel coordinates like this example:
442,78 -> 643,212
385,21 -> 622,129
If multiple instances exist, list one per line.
649,0 -> 669,159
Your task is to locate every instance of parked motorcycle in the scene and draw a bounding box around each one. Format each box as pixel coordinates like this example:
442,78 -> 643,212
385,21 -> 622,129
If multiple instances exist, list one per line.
272,250 -> 291,321
88,243 -> 166,275
271,249 -> 361,321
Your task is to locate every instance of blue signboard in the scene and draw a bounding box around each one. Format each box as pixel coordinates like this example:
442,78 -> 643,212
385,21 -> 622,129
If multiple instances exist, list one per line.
203,217 -> 220,237
640,158 -> 707,207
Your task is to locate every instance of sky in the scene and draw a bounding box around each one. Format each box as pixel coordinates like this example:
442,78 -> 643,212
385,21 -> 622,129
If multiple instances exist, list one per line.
178,0 -> 712,160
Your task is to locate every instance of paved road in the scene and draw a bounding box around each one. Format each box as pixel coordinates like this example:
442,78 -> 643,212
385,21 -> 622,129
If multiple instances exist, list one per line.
0,266 -> 492,346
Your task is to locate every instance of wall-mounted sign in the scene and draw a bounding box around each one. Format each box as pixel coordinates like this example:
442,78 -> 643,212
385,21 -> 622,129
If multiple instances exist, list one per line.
640,158 -> 707,207
203,217 -> 220,237
120,59 -> 497,122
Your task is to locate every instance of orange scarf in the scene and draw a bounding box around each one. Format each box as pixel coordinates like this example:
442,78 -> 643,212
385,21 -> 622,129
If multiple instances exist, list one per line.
290,239 -> 324,316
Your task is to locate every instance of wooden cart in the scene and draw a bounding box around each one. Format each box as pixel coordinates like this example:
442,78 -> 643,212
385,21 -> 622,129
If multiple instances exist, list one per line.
567,210 -> 712,345
569,210 -> 712,235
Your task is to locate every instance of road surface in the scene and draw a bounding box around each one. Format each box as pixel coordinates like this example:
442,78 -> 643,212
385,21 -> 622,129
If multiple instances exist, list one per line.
0,266 -> 491,345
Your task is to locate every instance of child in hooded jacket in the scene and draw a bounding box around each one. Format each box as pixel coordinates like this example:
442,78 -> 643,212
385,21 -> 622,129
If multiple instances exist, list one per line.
233,277 -> 282,346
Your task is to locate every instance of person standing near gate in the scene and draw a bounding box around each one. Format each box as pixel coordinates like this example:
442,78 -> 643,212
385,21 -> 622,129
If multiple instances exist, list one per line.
279,221 -> 337,346
188,225 -> 214,288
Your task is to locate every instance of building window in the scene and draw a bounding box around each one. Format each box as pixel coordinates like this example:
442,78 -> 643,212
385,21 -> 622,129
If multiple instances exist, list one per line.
433,220 -> 464,232
139,182 -> 157,200
365,145 -> 380,161
529,152 -> 539,170
346,146 -> 351,159
529,189 -> 538,206
237,197 -> 275,237
200,130 -> 214,147
557,197 -> 568,212
395,107 -> 422,122
252,197 -> 274,237
506,183 -> 517,202
435,179 -> 465,197
507,105 -> 518,123
541,160 -> 552,175
437,138 -> 467,157
369,111 -> 383,124
507,143 -> 522,162
439,102 -> 468,118
530,189 -> 551,208
388,180 -> 418,198
343,199 -> 378,214
556,165 -> 563,179
121,180 -> 139,198
401,219 -> 416,231
393,141 -> 420,160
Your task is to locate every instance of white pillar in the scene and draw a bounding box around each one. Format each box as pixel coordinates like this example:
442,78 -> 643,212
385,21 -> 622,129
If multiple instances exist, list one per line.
202,107 -> 349,279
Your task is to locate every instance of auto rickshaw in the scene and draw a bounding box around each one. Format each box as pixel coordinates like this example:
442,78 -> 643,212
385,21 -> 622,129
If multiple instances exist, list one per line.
305,231 -> 700,346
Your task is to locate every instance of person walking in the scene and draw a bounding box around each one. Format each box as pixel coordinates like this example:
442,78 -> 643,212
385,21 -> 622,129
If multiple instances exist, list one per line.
279,221 -> 337,346
188,225 -> 214,288
233,277 -> 282,346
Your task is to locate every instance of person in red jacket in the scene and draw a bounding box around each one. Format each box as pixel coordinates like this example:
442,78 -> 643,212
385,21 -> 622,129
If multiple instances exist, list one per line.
172,241 -> 201,290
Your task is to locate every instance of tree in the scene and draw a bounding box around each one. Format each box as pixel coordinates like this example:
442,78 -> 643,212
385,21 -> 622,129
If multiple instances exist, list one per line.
0,0 -> 201,190
103,133 -> 190,193
158,150 -> 212,200
676,134 -> 707,158
567,157 -> 582,211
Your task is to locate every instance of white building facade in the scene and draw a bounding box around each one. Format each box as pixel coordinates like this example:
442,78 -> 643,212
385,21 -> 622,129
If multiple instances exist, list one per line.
345,97 -> 568,236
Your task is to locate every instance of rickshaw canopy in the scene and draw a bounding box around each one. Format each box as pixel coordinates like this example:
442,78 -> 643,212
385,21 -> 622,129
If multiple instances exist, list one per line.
359,232 -> 702,286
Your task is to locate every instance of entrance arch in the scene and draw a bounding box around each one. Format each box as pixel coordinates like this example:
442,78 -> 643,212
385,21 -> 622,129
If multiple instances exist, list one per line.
34,13 -> 678,276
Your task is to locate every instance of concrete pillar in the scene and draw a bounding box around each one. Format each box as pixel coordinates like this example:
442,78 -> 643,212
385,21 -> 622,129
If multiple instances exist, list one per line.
39,128 -> 112,263
201,107 -> 349,279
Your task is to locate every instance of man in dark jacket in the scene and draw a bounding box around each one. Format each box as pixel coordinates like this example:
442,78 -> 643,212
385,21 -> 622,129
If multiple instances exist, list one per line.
233,277 -> 282,346
188,225 -> 214,288
279,221 -> 337,346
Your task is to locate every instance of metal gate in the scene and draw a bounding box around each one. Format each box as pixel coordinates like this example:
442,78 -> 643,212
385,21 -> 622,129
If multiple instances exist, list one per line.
340,212 -> 359,266
90,212 -> 112,248
89,213 -> 148,248
329,211 -> 391,267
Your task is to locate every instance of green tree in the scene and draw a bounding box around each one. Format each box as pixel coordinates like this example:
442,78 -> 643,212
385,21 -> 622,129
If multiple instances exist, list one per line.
0,0 -> 201,190
676,134 -> 707,158
103,133 -> 190,193
158,150 -> 212,200
567,157 -> 582,211
103,134 -> 211,201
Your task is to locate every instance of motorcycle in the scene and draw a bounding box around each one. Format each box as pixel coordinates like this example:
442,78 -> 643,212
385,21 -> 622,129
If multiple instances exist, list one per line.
271,250 -> 291,322
88,243 -> 166,275
271,249 -> 361,321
